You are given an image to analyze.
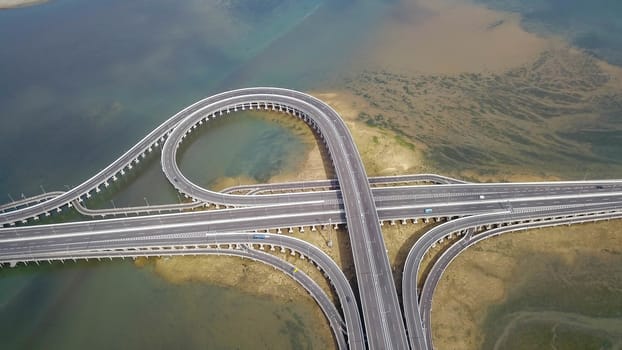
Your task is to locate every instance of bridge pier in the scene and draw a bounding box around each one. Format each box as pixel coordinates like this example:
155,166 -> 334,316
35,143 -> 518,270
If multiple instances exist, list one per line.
390,220 -> 396,226
401,219 -> 407,225
299,226 -> 305,233
288,227 -> 293,233
311,225 -> 317,232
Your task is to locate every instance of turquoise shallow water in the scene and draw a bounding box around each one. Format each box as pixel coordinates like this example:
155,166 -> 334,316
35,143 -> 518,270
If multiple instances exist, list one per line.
0,260 -> 331,350
0,0 -> 385,197
3,0 -> 622,348
0,0 -> 389,348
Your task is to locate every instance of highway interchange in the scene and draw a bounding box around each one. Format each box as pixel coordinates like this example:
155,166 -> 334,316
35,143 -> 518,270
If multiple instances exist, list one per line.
1,88 -> 621,350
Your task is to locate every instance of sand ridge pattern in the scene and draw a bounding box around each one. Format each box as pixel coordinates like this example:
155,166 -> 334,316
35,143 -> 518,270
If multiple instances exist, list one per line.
344,45 -> 622,180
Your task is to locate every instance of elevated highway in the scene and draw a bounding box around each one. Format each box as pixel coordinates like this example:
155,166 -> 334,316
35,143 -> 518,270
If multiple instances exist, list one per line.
2,88 -> 410,349
7,180 -> 622,223
2,87 -> 622,349
1,232 -> 365,350
402,202 -> 622,350
418,209 -> 622,349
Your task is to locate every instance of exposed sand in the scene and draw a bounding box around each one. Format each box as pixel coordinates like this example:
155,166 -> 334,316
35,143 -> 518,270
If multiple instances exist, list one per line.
0,0 -> 46,9
135,0 -> 622,348
337,0 -> 622,348
313,91 -> 429,176
135,89 -> 430,350
145,89 -> 429,293
346,41 -> 622,181
431,221 -> 622,350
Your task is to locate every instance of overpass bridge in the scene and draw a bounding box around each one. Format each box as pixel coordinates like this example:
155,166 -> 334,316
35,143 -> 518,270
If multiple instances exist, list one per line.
1,88 -> 621,350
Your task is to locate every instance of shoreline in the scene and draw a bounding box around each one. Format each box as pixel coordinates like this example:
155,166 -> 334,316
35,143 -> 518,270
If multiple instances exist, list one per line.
433,221 -> 622,350
142,87 -> 429,295
135,1 -> 622,348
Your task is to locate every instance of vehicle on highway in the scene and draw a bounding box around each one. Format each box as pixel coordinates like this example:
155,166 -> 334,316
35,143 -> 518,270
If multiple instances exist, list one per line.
424,208 -> 433,214
252,234 -> 267,239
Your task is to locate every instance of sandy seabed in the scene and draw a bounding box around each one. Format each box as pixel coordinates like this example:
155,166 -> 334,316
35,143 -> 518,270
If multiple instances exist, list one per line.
134,0 -> 622,348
